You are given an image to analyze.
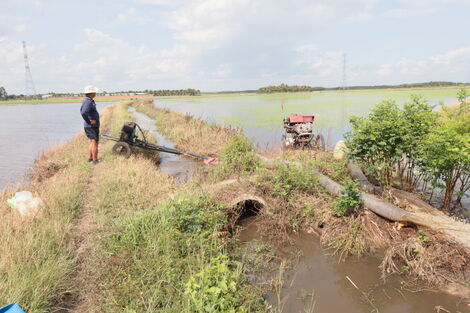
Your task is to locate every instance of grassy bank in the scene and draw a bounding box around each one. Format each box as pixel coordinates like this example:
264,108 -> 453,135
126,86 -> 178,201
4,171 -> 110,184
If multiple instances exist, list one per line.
0,101 -> 264,312
0,122 -> 98,310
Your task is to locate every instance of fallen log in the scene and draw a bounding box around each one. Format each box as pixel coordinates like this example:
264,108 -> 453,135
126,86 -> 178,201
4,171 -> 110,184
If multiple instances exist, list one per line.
258,154 -> 470,250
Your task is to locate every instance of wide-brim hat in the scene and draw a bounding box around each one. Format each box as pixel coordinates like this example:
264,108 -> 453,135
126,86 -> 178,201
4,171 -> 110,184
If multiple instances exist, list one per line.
84,85 -> 99,94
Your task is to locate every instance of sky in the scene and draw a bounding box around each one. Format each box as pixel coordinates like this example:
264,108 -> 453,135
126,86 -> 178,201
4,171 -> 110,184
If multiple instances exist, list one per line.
0,0 -> 469,94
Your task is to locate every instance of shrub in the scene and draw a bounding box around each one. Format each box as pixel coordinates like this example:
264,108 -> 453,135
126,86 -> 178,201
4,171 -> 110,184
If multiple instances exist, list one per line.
216,135 -> 261,178
332,180 -> 362,217
271,163 -> 318,199
346,100 -> 405,188
346,97 -> 436,190
416,116 -> 470,210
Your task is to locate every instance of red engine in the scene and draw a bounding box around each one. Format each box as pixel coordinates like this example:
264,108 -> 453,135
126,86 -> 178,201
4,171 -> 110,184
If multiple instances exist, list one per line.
282,114 -> 324,149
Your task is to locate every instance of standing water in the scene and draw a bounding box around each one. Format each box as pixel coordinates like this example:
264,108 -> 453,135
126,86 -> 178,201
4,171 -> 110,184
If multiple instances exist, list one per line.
153,90 -> 460,150
0,101 -> 112,189
239,218 -> 469,313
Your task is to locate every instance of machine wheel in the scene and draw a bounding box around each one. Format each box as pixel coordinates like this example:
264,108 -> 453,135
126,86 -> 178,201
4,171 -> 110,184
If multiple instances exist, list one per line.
314,134 -> 325,150
112,142 -> 132,158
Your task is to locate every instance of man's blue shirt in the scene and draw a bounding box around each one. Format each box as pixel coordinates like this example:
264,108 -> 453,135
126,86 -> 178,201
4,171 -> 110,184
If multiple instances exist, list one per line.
80,97 -> 100,128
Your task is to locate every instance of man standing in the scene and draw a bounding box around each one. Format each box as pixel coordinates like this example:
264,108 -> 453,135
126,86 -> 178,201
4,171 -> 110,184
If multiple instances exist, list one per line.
80,85 -> 100,164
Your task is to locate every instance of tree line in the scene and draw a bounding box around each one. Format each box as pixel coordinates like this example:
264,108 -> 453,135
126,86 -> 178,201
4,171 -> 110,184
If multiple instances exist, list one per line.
258,81 -> 469,93
258,83 -> 323,93
329,81 -> 468,90
346,88 -> 469,211
0,87 -> 201,100
144,88 -> 201,96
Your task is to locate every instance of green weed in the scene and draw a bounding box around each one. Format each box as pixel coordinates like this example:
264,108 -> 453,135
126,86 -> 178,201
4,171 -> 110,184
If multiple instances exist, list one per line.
332,179 -> 362,217
270,163 -> 318,199
418,229 -> 431,243
185,254 -> 257,313
215,135 -> 262,178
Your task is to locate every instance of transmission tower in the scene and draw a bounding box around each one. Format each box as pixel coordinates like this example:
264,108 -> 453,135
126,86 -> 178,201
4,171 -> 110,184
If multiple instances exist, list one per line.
22,41 -> 36,96
341,53 -> 347,90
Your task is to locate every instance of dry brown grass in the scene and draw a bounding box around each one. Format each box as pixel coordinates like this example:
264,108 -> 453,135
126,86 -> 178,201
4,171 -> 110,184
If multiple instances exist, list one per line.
0,133 -> 92,312
381,231 -> 470,288
0,101 -> 140,312
60,102 -> 176,312
130,99 -> 239,156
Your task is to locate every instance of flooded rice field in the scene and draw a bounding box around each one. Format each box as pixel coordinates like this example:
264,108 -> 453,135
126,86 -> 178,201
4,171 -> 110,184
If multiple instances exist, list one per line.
154,89 -> 460,150
0,101 -> 112,189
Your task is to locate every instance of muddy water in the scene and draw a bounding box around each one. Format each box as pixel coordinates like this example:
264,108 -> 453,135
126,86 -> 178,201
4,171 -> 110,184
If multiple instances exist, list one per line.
128,107 -> 202,183
239,218 -> 468,313
0,101 -> 112,189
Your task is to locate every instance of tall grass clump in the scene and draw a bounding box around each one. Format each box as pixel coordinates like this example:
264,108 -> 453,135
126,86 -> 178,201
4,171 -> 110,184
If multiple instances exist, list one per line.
215,135 -> 262,179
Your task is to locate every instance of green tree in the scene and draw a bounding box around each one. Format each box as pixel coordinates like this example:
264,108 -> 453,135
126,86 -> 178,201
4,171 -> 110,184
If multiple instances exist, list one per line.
346,97 -> 436,190
399,95 -> 437,189
456,88 -> 469,115
416,116 -> 470,210
457,88 -> 469,104
0,86 -> 7,100
346,100 -> 405,188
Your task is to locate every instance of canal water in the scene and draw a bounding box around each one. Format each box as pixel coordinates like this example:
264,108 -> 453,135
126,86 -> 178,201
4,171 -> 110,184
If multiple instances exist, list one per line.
128,107 -> 203,183
239,217 -> 469,313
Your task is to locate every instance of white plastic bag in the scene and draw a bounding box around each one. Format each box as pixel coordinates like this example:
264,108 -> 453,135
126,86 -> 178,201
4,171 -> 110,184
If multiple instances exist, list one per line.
7,191 -> 43,216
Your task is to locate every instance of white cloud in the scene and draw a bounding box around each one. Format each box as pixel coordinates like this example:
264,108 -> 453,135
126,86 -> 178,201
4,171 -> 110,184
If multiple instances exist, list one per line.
295,45 -> 319,53
376,64 -> 393,76
135,0 -> 179,5
430,46 -> 470,65
116,7 -> 150,24
373,46 -> 470,78
0,38 -> 26,92
384,7 -> 438,18
2,0 -> 469,93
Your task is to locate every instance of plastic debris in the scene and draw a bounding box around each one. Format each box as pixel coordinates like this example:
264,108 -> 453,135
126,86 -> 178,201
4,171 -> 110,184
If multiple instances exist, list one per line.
0,303 -> 26,313
333,140 -> 348,160
7,191 -> 43,217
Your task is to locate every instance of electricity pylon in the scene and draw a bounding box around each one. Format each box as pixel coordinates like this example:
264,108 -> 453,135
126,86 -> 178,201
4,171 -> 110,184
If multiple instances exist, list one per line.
23,41 -> 37,96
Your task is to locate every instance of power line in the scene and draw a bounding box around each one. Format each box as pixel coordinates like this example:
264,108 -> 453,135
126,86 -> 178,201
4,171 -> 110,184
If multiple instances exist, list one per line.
23,41 -> 36,96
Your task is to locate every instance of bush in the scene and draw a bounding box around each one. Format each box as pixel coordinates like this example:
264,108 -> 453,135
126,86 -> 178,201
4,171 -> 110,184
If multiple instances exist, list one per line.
271,163 -> 318,199
332,180 -> 362,217
346,97 -> 436,189
216,135 -> 261,178
416,116 -> 470,210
